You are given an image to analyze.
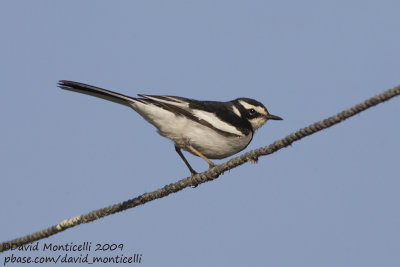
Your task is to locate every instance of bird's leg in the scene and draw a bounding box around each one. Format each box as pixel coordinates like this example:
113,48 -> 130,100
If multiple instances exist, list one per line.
186,145 -> 216,169
175,145 -> 197,175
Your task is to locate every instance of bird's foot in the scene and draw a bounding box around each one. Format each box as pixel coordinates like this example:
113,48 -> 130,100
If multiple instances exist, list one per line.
190,170 -> 199,188
208,162 -> 216,169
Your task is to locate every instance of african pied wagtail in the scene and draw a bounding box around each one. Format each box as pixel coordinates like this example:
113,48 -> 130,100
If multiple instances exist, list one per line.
58,80 -> 282,175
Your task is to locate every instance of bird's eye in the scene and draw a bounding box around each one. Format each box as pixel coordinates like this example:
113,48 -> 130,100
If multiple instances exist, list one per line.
249,108 -> 256,114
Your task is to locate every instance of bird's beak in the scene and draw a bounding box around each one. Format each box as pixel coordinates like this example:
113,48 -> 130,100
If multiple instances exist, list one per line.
266,114 -> 283,120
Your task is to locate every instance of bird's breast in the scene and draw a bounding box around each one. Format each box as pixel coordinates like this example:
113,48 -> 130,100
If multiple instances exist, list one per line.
187,132 -> 253,159
166,120 -> 253,159
130,101 -> 253,159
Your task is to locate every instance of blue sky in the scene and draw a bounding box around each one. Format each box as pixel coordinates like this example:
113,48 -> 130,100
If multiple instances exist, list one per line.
1,1 -> 399,266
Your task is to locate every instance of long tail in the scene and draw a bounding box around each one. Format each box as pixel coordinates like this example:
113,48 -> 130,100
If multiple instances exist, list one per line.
58,80 -> 136,107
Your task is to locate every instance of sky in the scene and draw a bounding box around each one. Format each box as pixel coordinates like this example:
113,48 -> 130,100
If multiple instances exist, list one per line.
1,1 -> 400,266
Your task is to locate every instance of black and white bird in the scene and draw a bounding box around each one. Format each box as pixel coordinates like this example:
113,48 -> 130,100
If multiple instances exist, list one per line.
58,80 -> 282,175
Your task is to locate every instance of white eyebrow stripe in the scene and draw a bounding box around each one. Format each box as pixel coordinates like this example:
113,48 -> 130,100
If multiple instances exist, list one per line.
255,106 -> 267,115
232,105 -> 241,117
238,100 -> 267,115
192,110 -> 244,136
238,100 -> 256,110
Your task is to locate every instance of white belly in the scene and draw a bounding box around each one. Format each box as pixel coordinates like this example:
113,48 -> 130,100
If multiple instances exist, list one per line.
130,102 -> 253,159
162,119 -> 252,159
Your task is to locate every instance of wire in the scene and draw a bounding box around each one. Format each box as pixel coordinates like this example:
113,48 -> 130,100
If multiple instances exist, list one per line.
1,84 -> 399,252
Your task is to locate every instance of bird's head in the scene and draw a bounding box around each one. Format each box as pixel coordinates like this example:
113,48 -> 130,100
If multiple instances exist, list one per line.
234,98 -> 283,131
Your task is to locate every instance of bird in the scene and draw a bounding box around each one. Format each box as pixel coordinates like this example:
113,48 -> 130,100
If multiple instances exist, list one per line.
58,80 -> 282,175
